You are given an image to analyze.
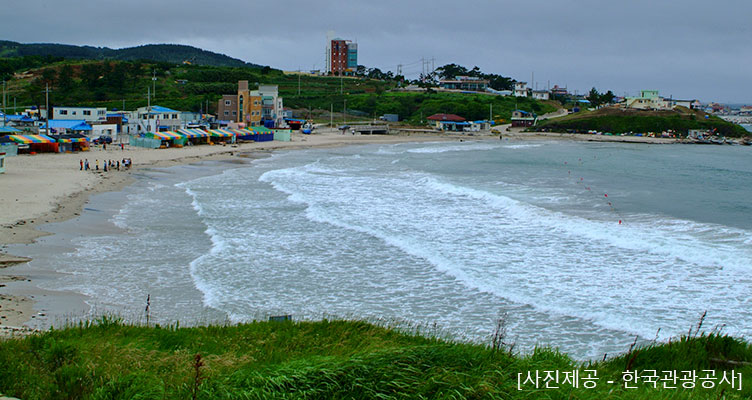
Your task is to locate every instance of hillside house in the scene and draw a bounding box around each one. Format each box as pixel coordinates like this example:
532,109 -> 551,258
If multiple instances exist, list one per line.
532,90 -> 550,100
514,82 -> 529,97
439,76 -> 489,91
624,90 -> 673,110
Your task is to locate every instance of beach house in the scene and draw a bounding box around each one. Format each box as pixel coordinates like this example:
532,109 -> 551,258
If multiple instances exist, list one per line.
235,81 -> 284,128
136,105 -> 183,132
511,110 -> 536,127
427,113 -> 468,132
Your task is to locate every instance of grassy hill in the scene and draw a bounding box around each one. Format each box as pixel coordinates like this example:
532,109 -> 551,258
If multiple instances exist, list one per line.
0,41 -> 262,68
0,59 -> 555,125
537,106 -> 750,137
0,318 -> 750,399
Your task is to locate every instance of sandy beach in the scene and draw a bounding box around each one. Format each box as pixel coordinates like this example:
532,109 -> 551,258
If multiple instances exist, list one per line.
0,128 -> 682,335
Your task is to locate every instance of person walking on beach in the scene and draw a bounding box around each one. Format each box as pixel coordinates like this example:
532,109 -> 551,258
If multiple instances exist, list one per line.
80,159 -> 83,170
104,162 -> 108,172
84,159 -> 89,170
120,143 -> 124,151
103,142 -> 107,150
95,159 -> 99,171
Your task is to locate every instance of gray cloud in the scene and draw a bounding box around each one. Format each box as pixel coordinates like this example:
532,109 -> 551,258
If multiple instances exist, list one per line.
2,0 -> 750,102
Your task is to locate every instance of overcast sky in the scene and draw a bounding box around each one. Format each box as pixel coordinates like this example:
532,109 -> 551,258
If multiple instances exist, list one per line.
3,0 -> 751,103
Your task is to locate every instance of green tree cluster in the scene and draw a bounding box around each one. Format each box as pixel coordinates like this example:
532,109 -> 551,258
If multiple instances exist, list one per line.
435,63 -> 515,91
586,87 -> 615,107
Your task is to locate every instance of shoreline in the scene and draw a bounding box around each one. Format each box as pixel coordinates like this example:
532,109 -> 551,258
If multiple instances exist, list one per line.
0,130 -> 463,333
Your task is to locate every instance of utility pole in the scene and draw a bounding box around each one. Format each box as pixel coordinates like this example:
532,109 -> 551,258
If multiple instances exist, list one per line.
344,98 -> 347,126
43,83 -> 51,134
2,80 -> 5,127
490,103 -> 493,121
152,69 -> 157,100
147,86 -> 151,132
298,69 -> 301,96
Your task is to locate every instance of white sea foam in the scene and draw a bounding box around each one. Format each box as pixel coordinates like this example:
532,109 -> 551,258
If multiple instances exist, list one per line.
258,159 -> 752,342
407,142 -> 503,154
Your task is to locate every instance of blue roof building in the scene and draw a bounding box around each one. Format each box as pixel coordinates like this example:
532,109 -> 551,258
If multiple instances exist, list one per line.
40,120 -> 92,132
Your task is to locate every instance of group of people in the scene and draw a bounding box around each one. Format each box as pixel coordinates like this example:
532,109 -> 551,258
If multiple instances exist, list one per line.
80,158 -> 132,172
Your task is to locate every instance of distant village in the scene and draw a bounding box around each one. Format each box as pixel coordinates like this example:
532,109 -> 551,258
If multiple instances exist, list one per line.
1,35 -> 750,166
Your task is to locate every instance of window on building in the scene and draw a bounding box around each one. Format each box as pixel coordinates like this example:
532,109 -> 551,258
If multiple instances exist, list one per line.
60,110 -> 68,115
172,114 -> 178,119
72,111 -> 77,115
83,110 -> 91,116
232,111 -> 236,116
225,100 -> 231,106
224,111 -> 229,116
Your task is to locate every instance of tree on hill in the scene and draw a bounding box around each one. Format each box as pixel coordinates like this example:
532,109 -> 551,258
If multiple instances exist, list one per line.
58,64 -> 74,91
587,87 -> 616,107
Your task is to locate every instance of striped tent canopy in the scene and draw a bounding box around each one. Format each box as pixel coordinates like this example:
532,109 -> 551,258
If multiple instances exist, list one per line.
148,131 -> 186,140
59,137 -> 88,143
209,129 -> 236,138
8,134 -> 56,144
53,134 -> 89,143
178,128 -> 210,138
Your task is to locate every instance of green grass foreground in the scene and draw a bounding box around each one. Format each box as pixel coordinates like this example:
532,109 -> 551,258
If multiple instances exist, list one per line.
1,318 -> 751,399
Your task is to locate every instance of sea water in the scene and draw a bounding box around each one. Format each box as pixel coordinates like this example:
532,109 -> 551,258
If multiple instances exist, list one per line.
14,141 -> 752,359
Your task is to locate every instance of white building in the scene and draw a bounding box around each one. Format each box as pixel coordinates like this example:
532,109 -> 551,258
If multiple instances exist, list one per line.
532,90 -> 550,100
91,124 -> 118,139
135,105 -> 183,132
624,90 -> 673,110
514,82 -> 528,97
53,106 -> 107,122
252,85 -> 284,127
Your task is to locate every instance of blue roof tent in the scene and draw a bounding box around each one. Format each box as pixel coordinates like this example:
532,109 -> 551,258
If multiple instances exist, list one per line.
40,120 -> 92,131
0,126 -> 22,134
